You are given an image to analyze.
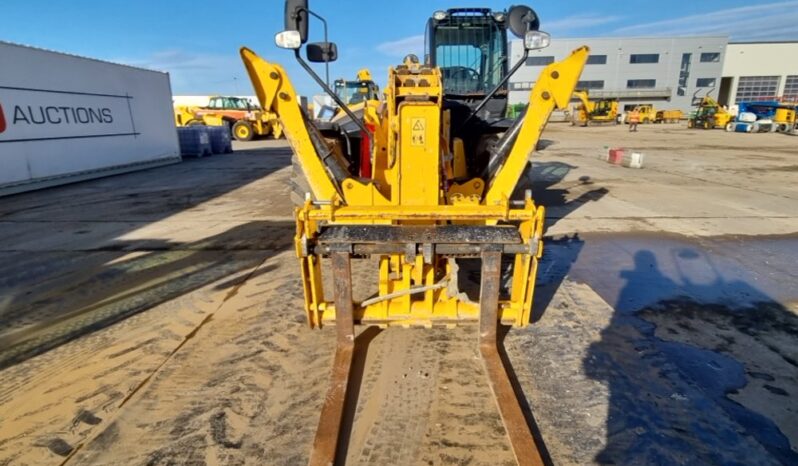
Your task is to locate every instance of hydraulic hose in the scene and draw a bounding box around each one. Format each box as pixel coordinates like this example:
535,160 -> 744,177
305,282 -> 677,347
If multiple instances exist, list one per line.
483,105 -> 527,181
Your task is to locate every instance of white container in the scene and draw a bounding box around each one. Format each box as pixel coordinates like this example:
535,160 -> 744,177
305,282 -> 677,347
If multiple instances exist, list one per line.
0,41 -> 181,196
622,152 -> 645,168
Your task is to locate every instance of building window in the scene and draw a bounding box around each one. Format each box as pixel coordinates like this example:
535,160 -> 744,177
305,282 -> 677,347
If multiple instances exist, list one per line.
525,56 -> 554,66
678,53 -> 691,96
586,55 -> 607,65
700,52 -> 721,63
735,76 -> 780,102
629,54 -> 659,64
511,82 -> 534,90
696,78 -> 716,88
627,79 -> 656,89
576,80 -> 605,90
784,76 -> 798,100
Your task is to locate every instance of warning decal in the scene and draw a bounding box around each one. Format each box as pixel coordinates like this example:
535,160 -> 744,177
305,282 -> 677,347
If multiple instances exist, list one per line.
410,118 -> 425,146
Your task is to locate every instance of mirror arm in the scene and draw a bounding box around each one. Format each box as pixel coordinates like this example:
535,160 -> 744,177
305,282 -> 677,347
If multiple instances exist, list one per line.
459,47 -> 530,130
293,48 -> 373,155
299,7 -> 330,86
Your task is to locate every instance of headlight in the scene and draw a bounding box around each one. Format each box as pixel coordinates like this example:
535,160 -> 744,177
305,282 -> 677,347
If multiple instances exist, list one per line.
275,30 -> 302,49
524,30 -> 551,50
433,10 -> 448,21
492,12 -> 506,22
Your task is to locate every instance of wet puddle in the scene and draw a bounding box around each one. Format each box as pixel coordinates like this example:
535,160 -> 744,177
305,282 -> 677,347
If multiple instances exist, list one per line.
540,232 -> 798,464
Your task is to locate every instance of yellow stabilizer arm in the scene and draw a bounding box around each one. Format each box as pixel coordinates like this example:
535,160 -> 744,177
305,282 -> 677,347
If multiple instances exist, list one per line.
484,46 -> 589,205
240,47 -> 340,202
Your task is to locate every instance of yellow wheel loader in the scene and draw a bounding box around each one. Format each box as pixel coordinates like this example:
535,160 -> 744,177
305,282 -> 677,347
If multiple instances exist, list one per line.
241,2 -> 588,464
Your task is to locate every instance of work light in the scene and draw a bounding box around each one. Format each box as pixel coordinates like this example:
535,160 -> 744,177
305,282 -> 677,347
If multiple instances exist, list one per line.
275,30 -> 302,49
524,31 -> 551,50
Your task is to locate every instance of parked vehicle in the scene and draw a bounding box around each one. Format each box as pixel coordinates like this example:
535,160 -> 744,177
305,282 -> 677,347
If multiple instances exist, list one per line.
571,90 -> 618,126
173,96 -> 282,141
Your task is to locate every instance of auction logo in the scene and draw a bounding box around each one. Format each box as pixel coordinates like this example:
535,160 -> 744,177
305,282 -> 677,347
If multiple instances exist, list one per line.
0,102 -> 6,133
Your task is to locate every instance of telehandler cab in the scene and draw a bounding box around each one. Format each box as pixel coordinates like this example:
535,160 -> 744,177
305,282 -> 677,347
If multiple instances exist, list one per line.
240,1 -> 588,464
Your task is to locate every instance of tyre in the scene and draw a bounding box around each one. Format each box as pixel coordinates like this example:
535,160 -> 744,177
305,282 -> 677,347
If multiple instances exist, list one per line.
232,120 -> 254,141
186,119 -> 205,126
687,119 -> 694,128
725,122 -> 734,132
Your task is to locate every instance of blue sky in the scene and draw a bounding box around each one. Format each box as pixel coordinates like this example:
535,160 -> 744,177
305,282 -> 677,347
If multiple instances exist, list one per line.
3,0 -> 798,97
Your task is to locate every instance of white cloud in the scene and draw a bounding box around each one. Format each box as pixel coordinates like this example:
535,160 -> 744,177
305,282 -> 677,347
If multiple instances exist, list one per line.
613,1 -> 798,40
108,49 -> 246,94
545,13 -> 623,35
376,34 -> 424,57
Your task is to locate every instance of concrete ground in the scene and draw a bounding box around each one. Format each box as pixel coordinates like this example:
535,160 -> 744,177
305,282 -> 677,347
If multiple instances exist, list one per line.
0,124 -> 796,465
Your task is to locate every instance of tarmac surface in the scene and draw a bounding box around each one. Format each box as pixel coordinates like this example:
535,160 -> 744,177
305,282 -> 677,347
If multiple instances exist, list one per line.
0,124 -> 796,465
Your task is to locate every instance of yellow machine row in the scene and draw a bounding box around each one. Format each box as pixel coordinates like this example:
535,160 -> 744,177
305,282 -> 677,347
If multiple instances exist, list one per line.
242,2 -> 588,464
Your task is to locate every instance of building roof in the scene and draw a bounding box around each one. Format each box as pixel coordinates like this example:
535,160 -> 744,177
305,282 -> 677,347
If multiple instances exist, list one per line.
728,40 -> 798,44
510,35 -> 729,42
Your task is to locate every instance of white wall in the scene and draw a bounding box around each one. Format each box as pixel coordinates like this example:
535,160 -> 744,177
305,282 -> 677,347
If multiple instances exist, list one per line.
0,41 -> 181,196
722,42 -> 798,100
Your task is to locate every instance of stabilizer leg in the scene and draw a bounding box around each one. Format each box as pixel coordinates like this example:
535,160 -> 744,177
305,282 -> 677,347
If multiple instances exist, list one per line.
479,248 -> 544,466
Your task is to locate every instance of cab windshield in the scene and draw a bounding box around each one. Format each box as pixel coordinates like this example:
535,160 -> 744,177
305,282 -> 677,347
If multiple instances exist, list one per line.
335,81 -> 372,105
208,97 -> 251,110
433,15 -> 505,95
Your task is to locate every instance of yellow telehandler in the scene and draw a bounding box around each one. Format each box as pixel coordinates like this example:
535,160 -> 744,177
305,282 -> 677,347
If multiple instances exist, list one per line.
173,96 -> 283,141
241,2 -> 588,464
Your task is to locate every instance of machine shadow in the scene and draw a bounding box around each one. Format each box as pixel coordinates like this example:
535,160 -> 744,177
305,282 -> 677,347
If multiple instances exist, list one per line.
0,147 -> 293,369
584,248 -> 798,465
0,220 -> 294,369
515,160 -> 609,232
516,160 -> 607,323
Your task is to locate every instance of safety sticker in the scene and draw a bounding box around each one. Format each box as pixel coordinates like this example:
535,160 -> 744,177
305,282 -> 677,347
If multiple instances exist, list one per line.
410,118 -> 425,146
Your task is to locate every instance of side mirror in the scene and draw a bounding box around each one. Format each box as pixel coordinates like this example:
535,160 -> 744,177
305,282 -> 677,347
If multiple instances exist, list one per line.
306,42 -> 338,63
523,30 -> 551,50
275,30 -> 302,49
507,5 -> 539,38
284,0 -> 309,44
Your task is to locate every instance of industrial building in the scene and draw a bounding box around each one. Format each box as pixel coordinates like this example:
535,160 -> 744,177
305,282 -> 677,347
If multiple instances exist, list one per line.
508,37 -> 798,113
719,41 -> 798,106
